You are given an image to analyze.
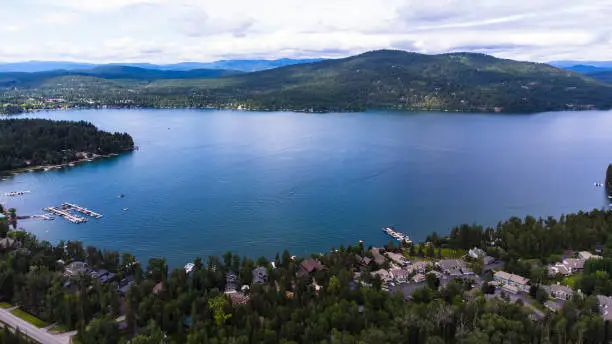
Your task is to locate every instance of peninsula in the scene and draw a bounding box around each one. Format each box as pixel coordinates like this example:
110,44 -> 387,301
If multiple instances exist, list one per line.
0,119 -> 134,174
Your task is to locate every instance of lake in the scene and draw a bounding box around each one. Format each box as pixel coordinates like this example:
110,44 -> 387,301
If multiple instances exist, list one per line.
1,109 -> 611,267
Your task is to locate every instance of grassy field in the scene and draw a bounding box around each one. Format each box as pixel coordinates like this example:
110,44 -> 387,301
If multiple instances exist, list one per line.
0,302 -> 13,309
10,309 -> 49,328
49,324 -> 70,333
403,245 -> 466,260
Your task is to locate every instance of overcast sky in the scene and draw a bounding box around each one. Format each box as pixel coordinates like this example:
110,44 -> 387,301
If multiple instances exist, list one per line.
0,0 -> 610,63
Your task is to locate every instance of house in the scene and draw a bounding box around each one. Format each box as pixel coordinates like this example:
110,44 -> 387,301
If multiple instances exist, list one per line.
390,268 -> 410,283
579,251 -> 602,260
371,269 -> 393,284
371,248 -> 386,265
407,261 -> 430,274
225,272 -> 238,294
597,295 -> 612,321
543,284 -> 574,301
413,273 -> 426,283
386,252 -> 409,267
355,255 -> 372,267
493,271 -> 530,292
562,258 -> 585,273
64,261 -> 89,277
437,259 -> 467,276
0,237 -> 19,250
548,263 -> 571,277
483,256 -> 496,265
502,284 -> 519,294
544,300 -> 562,312
252,266 -> 268,284
298,259 -> 324,277
468,247 -> 486,259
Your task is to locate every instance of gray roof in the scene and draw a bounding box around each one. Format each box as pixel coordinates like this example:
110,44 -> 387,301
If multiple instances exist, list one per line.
252,266 -> 268,284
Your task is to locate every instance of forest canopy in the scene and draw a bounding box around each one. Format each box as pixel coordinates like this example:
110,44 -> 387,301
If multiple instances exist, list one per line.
0,118 -> 134,172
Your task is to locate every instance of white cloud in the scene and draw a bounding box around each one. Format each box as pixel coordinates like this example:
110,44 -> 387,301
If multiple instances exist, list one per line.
0,0 -> 610,63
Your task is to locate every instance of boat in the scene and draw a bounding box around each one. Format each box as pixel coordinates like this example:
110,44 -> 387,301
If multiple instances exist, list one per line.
123,208 -> 129,211
118,194 -> 125,198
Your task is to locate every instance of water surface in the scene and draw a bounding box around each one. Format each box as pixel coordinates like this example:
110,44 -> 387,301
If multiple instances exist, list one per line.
1,109 -> 610,267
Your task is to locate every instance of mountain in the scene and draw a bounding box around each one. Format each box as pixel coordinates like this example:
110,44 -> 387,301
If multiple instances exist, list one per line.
0,66 -> 242,87
549,61 -> 612,69
2,50 -> 612,113
550,64 -> 612,84
586,71 -> 612,83
0,58 -> 325,73
142,50 -> 612,112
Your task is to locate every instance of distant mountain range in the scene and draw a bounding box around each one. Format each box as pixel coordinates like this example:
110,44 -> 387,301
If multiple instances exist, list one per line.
550,61 -> 612,84
2,50 -> 611,114
0,58 -> 325,73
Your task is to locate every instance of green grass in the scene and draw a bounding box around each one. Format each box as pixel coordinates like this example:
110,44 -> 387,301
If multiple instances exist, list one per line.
562,274 -> 582,289
10,309 -> 49,328
0,302 -> 13,309
440,248 -> 466,259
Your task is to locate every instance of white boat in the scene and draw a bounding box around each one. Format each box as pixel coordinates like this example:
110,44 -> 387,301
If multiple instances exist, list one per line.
123,208 -> 129,211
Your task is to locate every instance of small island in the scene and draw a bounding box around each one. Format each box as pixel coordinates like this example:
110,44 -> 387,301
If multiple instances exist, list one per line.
0,119 -> 134,174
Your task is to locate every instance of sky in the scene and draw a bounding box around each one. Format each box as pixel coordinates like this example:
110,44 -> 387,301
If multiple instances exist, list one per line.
0,0 -> 610,63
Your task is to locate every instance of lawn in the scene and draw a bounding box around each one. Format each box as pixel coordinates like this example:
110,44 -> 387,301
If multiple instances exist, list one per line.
562,274 -> 582,289
0,302 -> 12,309
10,309 -> 49,328
49,324 -> 70,333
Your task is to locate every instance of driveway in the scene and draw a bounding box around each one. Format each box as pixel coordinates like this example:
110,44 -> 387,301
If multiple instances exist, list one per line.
485,291 -> 545,319
0,307 -> 76,344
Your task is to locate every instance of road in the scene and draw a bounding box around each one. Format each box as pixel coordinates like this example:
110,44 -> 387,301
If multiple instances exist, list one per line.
485,291 -> 545,319
0,307 -> 76,344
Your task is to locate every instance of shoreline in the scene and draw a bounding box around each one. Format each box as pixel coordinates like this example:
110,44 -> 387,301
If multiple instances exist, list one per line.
0,151 -> 130,178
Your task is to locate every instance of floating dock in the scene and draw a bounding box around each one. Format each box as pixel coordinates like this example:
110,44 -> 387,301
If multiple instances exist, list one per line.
3,191 -> 31,197
61,202 -> 103,219
44,207 -> 87,224
382,227 -> 412,244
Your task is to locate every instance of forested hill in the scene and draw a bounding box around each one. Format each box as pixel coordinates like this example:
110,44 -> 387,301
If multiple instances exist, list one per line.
179,50 -> 610,112
0,119 -> 134,172
2,50 -> 612,113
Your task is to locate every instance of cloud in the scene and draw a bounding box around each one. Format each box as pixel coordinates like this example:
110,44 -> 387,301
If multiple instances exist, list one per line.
0,0 -> 610,63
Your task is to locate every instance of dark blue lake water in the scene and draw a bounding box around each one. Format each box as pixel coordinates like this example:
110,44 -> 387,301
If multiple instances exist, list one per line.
1,109 -> 611,267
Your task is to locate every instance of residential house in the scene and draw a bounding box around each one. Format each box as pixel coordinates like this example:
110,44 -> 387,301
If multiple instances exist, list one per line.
65,261 -> 89,278
371,248 -> 386,266
390,268 -> 410,284
543,284 -> 574,301
597,295 -> 612,321
493,271 -> 530,293
579,251 -> 602,260
413,273 -> 426,283
225,272 -> 238,294
562,258 -> 585,273
468,247 -> 486,259
407,261 -> 430,274
153,282 -> 163,295
544,300 -> 561,312
298,259 -> 324,277
252,266 -> 268,284
371,269 -> 393,284
355,255 -> 372,267
0,237 -> 19,250
437,259 -> 467,276
548,263 -> 571,277
386,252 -> 409,267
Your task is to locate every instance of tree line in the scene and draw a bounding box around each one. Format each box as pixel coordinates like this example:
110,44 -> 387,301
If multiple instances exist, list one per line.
0,119 -> 134,172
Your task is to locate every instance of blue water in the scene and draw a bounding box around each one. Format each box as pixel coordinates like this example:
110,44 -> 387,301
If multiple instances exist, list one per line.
1,109 -> 611,267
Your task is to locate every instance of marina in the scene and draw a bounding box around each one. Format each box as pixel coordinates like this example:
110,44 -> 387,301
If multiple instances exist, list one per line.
382,227 -> 412,244
44,206 -> 88,224
61,202 -> 103,219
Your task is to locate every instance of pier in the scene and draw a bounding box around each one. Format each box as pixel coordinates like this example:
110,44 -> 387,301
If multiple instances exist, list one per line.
61,202 -> 103,219
3,191 -> 31,197
382,227 -> 412,244
44,207 -> 87,224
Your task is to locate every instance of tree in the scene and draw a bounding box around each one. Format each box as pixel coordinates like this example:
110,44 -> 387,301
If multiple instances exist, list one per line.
209,295 -> 231,326
425,272 -> 439,290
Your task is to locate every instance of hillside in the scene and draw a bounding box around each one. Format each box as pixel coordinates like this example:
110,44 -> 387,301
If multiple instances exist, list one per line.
2,50 -> 612,113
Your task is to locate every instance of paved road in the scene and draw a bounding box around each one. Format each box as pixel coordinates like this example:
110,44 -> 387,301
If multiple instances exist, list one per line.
0,307 -> 75,344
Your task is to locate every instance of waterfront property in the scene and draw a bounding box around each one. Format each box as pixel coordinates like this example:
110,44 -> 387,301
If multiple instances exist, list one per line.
298,259 -> 325,277
437,259 -> 471,276
493,271 -> 530,293
252,266 -> 268,284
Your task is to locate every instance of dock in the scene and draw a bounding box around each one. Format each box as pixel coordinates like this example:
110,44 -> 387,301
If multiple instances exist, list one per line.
61,202 -> 103,219
382,227 -> 412,244
3,191 -> 31,197
44,207 -> 87,224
